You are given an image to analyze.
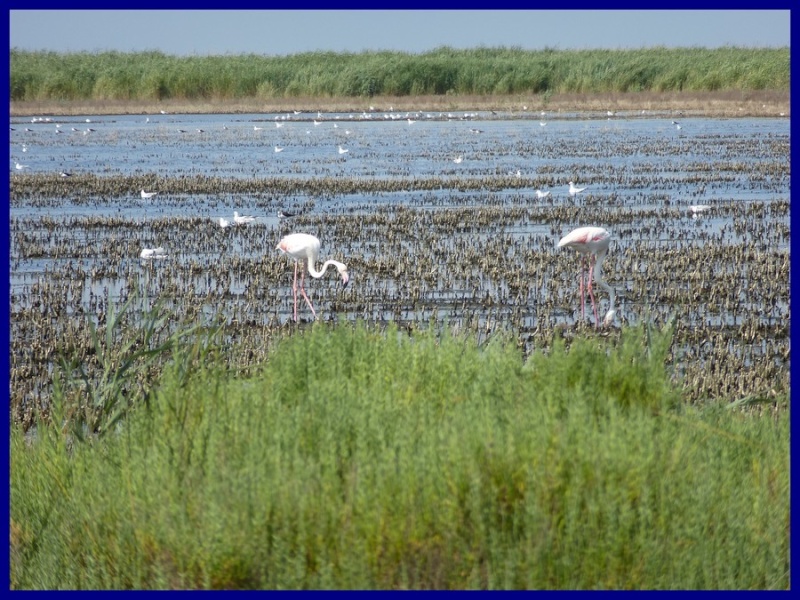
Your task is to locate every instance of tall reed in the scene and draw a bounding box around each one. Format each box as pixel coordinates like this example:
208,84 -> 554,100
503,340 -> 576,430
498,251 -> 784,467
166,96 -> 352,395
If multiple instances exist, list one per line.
11,46 -> 789,102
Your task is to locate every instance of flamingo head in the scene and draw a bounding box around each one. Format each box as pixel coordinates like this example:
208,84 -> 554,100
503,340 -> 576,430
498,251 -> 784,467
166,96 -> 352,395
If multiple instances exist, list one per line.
339,267 -> 350,288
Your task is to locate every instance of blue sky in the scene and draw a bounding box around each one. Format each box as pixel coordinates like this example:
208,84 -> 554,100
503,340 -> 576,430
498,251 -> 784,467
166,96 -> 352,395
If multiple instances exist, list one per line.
9,10 -> 791,55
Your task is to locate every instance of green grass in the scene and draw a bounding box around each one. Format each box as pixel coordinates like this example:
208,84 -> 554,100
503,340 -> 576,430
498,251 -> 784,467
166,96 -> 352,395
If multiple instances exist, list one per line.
11,317 -> 788,589
10,46 -> 789,102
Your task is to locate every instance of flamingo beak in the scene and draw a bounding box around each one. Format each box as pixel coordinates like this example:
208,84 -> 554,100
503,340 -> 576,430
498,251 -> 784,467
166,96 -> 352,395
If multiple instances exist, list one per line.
341,272 -> 350,288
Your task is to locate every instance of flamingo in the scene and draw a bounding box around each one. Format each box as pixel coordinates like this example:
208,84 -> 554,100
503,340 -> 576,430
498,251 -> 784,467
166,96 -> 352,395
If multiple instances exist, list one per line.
568,181 -> 587,197
558,226 -> 616,327
276,232 -> 349,322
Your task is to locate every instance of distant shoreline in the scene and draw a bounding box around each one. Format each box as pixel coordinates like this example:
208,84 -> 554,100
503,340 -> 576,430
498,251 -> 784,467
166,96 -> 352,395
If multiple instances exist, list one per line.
10,90 -> 789,119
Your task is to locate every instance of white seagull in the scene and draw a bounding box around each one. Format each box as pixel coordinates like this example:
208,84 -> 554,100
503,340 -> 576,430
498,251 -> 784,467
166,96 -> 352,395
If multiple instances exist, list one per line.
141,189 -> 157,199
233,211 -> 256,225
140,247 -> 167,259
219,217 -> 232,228
274,146 -> 284,153
14,162 -> 29,171
535,189 -> 551,199
453,156 -> 463,164
568,181 -> 587,197
689,205 -> 712,219
338,146 -> 349,154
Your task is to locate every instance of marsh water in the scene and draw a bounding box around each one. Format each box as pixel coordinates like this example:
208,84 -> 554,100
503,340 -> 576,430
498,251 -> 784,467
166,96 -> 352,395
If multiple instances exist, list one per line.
9,107 -> 790,421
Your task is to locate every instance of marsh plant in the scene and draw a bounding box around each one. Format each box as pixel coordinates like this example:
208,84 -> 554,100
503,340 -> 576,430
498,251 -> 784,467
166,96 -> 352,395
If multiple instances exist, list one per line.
11,318 -> 788,589
49,286 -> 222,442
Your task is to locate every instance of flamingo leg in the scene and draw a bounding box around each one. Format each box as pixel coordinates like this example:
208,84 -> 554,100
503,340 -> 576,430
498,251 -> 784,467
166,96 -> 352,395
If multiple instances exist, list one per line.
292,261 -> 299,322
586,254 -> 600,326
578,257 -> 586,321
297,269 -> 317,319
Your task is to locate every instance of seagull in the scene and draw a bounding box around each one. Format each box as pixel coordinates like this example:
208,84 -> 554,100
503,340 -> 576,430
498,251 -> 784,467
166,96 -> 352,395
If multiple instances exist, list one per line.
338,146 -> 349,154
540,121 -> 547,127
535,189 -> 551,199
453,156 -> 463,164
675,123 -> 682,131
60,171 -> 72,178
313,120 -> 321,127
253,125 -> 263,131
276,122 -> 283,128
407,118 -> 416,125
568,181 -> 587,197
141,189 -> 157,199
689,205 -> 712,218
274,146 -> 284,153
279,210 -> 297,219
140,247 -> 167,259
219,217 -> 232,228
233,211 -> 256,225
14,162 -> 29,171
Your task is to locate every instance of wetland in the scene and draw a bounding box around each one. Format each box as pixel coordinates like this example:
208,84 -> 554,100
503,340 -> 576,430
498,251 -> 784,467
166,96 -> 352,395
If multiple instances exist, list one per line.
9,103 -> 790,428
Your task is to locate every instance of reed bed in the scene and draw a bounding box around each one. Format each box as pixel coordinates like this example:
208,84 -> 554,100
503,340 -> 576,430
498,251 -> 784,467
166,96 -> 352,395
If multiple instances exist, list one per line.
11,47 -> 788,105
10,320 -> 789,589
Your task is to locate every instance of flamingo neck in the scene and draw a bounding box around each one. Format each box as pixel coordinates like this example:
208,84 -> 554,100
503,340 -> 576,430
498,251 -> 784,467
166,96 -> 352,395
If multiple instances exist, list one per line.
306,257 -> 344,279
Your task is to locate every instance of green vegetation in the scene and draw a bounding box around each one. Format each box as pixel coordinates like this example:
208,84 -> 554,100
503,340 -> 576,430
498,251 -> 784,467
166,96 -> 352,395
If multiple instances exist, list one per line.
10,46 -> 789,102
11,299 -> 789,589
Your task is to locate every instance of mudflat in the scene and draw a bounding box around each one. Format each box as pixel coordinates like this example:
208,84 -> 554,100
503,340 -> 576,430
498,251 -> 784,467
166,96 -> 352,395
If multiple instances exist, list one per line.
10,90 -> 789,118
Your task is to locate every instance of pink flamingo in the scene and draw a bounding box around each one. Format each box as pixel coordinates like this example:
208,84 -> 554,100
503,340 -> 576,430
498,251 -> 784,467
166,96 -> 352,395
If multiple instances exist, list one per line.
276,233 -> 349,321
558,226 -> 616,327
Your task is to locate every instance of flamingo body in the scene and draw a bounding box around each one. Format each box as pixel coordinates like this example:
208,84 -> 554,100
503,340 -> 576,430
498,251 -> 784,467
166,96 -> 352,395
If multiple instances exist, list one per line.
558,226 -> 615,327
277,233 -> 349,321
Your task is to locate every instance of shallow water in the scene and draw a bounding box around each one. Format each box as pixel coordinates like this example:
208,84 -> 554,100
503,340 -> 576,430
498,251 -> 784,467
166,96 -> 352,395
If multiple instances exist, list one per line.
8,110 -> 791,417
